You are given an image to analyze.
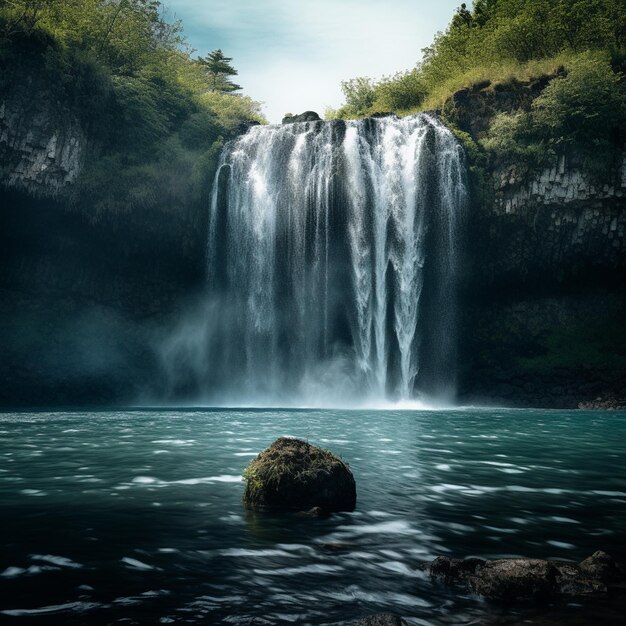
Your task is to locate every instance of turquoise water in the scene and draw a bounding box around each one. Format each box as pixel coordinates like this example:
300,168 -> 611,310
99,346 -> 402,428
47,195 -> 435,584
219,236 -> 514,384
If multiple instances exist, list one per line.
1,408 -> 625,624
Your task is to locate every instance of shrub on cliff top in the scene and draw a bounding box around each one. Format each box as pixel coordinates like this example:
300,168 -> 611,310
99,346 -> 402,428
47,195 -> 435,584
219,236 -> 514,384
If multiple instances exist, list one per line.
481,54 -> 625,170
330,0 -> 626,120
530,53 -> 625,148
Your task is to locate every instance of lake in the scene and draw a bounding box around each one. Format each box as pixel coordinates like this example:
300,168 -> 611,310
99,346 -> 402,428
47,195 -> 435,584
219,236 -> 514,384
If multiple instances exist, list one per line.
1,408 -> 625,624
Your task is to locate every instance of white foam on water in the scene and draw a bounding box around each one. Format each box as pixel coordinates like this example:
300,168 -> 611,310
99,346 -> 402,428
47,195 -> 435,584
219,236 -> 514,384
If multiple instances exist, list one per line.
2,602 -> 100,616
547,540 -> 577,549
253,564 -> 342,576
31,554 -> 82,569
121,557 -> 155,571
336,520 -> 419,536
221,548 -> 296,558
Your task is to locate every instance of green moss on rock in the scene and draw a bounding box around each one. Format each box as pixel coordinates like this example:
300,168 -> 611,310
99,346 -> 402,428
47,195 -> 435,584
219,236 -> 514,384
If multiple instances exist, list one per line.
242,437 -> 357,513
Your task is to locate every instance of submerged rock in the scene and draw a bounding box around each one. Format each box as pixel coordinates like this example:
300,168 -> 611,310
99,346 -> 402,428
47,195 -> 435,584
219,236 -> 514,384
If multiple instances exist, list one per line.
348,614 -> 407,626
296,506 -> 328,518
242,437 -> 356,512
429,556 -> 485,584
429,552 -> 624,601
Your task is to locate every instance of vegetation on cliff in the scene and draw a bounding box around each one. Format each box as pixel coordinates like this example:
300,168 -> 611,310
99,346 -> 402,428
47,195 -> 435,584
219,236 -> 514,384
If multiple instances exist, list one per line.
329,1 -> 625,120
0,0 -> 265,218
327,0 -> 626,246
481,53 -> 625,171
323,0 -> 626,407
0,1 -> 268,406
328,1 -> 625,173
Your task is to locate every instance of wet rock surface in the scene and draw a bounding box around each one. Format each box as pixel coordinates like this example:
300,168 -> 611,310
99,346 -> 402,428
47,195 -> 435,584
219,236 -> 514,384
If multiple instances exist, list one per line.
429,556 -> 486,584
1,86 -> 87,196
578,550 -> 624,583
242,437 -> 356,512
347,614 -> 407,626
578,396 -> 626,410
469,559 -> 559,601
282,110 -> 321,124
429,551 -> 625,602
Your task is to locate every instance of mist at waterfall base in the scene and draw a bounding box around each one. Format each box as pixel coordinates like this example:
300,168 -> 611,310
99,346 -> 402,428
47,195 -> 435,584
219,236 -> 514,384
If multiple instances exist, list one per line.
160,114 -> 467,408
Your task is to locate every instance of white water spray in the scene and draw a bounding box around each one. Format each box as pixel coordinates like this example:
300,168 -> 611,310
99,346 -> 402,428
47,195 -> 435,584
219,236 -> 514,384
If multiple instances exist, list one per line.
201,113 -> 466,404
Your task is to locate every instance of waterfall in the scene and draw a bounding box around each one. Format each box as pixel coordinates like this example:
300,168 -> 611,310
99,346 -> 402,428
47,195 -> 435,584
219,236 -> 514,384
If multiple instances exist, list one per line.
203,113 -> 466,405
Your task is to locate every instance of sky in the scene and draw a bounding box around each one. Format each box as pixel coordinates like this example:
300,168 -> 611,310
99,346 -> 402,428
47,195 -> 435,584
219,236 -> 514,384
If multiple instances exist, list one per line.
165,0 -> 467,123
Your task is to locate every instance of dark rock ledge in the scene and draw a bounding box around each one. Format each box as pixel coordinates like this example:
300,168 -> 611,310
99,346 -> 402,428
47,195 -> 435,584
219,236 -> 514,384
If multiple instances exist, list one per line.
429,551 -> 625,601
282,111 -> 322,124
578,396 -> 626,410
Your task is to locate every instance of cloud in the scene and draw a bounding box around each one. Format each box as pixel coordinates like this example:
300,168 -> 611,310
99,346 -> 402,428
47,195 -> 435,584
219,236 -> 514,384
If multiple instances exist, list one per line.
165,0 -> 463,122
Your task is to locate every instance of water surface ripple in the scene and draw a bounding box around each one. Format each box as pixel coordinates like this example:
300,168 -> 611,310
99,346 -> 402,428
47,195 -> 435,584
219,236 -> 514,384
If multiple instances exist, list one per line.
1,408 -> 625,624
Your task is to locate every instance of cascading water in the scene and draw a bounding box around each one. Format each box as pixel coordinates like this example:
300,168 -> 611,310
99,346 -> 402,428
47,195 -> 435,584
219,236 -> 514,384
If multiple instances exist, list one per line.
197,113 -> 466,405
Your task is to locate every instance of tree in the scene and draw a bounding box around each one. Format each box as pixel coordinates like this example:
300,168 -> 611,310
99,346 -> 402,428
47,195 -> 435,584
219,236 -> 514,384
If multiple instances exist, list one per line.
197,49 -> 241,93
451,2 -> 473,30
340,77 -> 375,115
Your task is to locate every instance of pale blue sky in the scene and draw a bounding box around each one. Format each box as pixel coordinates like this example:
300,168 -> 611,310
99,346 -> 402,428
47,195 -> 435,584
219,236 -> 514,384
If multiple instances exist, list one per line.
165,1 -> 468,123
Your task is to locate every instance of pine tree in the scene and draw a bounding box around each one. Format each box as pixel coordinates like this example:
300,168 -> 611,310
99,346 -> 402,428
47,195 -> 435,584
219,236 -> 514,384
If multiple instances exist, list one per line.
198,49 -> 241,93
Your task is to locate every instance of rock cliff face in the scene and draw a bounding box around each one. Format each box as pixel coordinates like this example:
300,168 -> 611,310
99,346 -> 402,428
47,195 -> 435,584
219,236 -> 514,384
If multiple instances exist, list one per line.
0,70 -> 202,406
451,78 -> 626,407
476,152 -> 626,288
1,66 -> 625,407
495,154 -> 626,213
0,74 -> 87,195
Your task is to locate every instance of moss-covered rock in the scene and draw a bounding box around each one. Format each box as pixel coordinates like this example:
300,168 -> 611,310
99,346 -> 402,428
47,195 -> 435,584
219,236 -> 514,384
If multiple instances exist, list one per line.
242,437 -> 356,513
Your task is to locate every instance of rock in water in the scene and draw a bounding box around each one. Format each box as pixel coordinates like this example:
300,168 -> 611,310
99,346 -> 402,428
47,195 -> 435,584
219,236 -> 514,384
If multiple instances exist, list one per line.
428,551 -> 625,601
468,559 -> 558,601
578,550 -> 622,582
242,437 -> 356,512
429,556 -> 485,583
348,614 -> 407,626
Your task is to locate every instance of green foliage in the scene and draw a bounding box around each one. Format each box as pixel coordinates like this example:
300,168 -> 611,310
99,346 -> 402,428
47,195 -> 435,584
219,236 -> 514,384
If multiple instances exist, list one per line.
372,70 -> 427,113
530,53 -> 625,148
197,48 -> 241,93
332,0 -> 626,120
338,77 -> 376,117
198,92 -> 265,132
481,111 -> 547,164
516,314 -> 626,372
334,72 -> 427,118
482,54 -> 625,170
0,0 -> 266,216
179,110 -> 220,151
450,127 -> 492,210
